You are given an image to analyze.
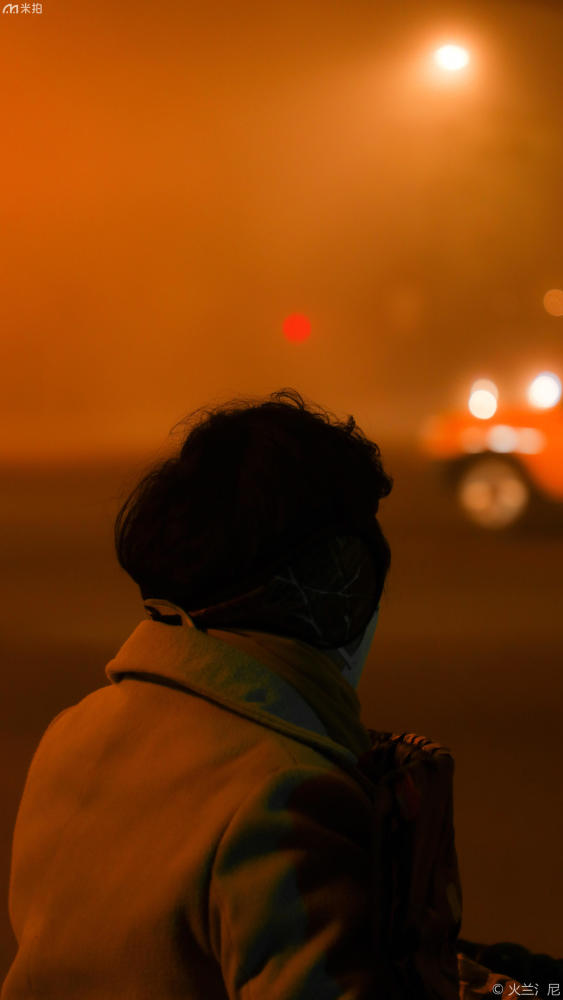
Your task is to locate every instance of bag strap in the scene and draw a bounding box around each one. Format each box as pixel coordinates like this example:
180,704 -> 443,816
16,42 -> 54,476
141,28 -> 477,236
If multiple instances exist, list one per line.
357,728 -> 462,1000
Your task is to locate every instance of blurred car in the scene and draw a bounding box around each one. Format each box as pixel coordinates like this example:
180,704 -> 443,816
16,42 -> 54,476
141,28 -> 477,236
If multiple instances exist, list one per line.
419,372 -> 563,529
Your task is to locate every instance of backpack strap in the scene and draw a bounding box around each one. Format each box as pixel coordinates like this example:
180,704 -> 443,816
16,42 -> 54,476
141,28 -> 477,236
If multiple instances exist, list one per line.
357,729 -> 463,1000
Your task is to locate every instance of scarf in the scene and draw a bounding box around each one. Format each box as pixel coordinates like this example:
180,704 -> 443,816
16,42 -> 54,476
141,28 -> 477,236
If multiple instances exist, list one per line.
206,625 -> 372,758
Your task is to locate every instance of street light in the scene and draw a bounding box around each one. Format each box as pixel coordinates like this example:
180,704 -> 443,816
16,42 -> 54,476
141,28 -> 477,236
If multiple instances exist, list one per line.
434,44 -> 470,72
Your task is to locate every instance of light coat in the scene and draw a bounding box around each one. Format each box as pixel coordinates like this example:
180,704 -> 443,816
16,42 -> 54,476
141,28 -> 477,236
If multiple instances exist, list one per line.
3,607 -> 378,1000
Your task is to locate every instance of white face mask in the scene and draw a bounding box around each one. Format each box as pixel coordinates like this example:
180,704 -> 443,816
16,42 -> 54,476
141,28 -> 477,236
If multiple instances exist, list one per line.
325,605 -> 380,689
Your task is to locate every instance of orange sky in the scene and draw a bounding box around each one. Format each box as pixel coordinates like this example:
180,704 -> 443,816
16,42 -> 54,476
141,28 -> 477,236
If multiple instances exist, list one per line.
1,0 -> 562,461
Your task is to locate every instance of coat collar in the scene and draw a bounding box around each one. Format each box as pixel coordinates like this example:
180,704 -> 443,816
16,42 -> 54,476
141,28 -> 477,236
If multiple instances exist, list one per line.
105,600 -> 375,794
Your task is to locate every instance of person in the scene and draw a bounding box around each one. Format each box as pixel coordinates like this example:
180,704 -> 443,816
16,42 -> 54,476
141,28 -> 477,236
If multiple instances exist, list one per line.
2,387 -> 394,1000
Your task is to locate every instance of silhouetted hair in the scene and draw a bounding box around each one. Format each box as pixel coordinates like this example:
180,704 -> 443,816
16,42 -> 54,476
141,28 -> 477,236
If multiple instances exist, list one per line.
114,388 -> 393,612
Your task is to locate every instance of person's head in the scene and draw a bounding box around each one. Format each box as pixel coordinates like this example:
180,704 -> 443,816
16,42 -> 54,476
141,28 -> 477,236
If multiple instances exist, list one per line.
114,388 -> 393,655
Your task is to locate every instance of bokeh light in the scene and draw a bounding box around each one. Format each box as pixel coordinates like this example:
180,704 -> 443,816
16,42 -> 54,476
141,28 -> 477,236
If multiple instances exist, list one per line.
518,428 -> 546,454
487,425 -> 519,453
433,44 -> 470,71
472,378 -> 499,399
543,289 -> 563,317
282,314 -> 312,342
468,379 -> 499,419
527,371 -> 562,409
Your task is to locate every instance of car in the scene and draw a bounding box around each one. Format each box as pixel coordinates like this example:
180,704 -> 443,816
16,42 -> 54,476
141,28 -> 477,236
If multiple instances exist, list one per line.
418,372 -> 563,529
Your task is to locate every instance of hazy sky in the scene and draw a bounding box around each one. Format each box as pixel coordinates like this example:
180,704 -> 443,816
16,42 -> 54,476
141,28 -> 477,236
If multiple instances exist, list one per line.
1,0 -> 562,460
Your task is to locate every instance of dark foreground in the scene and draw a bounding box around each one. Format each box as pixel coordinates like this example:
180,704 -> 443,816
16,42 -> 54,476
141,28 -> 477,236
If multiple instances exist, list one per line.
1,447 -> 562,979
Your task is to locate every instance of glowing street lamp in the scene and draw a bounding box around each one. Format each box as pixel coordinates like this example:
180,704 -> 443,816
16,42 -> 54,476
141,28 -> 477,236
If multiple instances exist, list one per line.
434,44 -> 470,72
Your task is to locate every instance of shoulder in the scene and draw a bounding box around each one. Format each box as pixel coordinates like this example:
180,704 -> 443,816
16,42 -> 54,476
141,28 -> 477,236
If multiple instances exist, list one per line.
212,757 -> 375,881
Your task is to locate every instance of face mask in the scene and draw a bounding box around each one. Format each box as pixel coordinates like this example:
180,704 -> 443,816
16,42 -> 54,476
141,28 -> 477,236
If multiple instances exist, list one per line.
327,605 -> 380,689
